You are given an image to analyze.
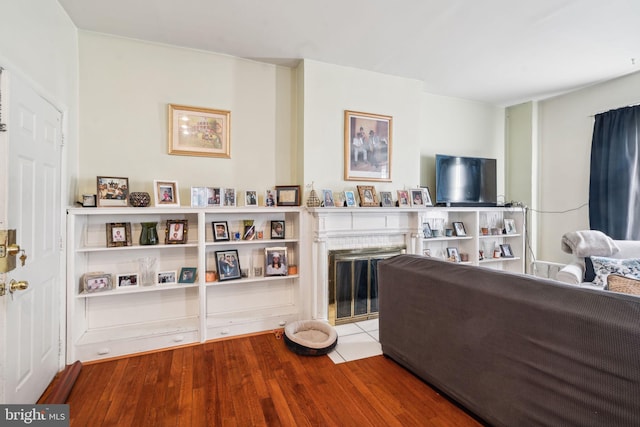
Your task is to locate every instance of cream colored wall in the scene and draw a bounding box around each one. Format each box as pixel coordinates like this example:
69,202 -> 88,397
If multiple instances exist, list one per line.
78,32 -> 296,204
537,70 -> 640,263
420,93 -> 505,201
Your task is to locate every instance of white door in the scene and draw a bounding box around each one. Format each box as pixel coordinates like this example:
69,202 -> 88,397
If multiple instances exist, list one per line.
0,69 -> 64,403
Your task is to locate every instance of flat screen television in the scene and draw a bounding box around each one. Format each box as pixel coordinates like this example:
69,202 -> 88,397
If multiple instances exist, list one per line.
435,154 -> 497,206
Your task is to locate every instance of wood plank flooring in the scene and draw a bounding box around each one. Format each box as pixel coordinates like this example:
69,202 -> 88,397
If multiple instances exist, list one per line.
66,332 -> 484,426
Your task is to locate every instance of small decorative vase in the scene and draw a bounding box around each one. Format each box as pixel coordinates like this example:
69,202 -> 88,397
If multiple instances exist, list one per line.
138,256 -> 157,286
140,222 -> 159,245
129,192 -> 151,207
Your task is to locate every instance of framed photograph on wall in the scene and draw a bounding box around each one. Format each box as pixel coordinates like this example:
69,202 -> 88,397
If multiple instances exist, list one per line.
165,219 -> 188,244
96,176 -> 129,207
106,222 -> 132,247
357,185 -> 378,207
344,110 -> 392,181
168,104 -> 231,158
154,180 -> 180,207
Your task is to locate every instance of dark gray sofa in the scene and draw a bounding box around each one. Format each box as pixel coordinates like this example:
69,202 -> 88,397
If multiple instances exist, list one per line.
378,255 -> 640,427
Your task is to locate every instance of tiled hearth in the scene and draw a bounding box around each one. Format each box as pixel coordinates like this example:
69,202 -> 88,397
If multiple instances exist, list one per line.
328,318 -> 381,364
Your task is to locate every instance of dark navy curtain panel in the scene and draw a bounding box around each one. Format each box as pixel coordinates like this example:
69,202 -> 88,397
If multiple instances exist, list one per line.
589,105 -> 640,240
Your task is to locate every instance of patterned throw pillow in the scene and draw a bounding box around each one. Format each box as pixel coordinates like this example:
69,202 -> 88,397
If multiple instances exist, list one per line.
607,274 -> 640,295
590,256 -> 640,287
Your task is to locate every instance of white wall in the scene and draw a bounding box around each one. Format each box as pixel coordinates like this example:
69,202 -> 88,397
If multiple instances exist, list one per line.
78,32 -> 296,204
537,70 -> 640,263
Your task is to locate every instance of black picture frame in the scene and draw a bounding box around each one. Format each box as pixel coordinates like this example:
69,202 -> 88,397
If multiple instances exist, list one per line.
422,222 -> 433,238
212,221 -> 230,242
500,243 -> 514,258
271,220 -> 285,239
446,247 -> 461,262
215,250 -> 241,281
453,221 -> 466,236
275,185 -> 301,206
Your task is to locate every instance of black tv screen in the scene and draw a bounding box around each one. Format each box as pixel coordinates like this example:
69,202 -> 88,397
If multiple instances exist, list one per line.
435,154 -> 497,206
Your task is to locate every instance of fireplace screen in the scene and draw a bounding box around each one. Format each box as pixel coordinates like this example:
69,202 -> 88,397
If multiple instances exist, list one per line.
328,247 -> 404,325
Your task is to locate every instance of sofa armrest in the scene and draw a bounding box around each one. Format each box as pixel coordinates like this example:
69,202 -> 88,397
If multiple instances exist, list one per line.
556,262 -> 584,285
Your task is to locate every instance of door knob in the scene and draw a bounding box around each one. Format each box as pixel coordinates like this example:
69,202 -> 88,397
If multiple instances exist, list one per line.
9,279 -> 28,293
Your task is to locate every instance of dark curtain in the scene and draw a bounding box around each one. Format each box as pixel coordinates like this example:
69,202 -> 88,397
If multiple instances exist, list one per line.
589,105 -> 640,240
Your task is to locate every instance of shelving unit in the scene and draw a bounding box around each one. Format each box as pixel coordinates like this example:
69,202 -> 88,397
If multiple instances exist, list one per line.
66,207 -> 304,362
418,207 -> 526,274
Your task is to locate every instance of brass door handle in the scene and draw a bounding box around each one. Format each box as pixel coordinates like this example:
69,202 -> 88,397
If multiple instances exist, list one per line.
9,280 -> 28,293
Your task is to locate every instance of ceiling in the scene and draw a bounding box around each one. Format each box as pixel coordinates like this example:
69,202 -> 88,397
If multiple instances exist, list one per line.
58,0 -> 640,106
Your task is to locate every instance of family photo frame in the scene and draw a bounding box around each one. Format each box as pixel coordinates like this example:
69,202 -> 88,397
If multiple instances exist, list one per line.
154,180 -> 180,207
276,185 -> 301,206
116,273 -> 139,289
178,267 -> 197,283
165,219 -> 188,244
212,221 -> 230,242
344,110 -> 392,181
168,104 -> 231,158
82,272 -> 113,293
357,185 -> 378,207
106,222 -> 132,247
271,220 -> 285,239
265,247 -> 288,276
158,271 -> 177,285
216,250 -> 241,281
97,176 -> 129,207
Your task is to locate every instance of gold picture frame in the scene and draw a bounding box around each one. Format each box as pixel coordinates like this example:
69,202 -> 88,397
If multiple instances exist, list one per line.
357,185 -> 379,207
165,219 -> 189,244
106,222 -> 132,247
96,176 -> 129,207
344,110 -> 392,181
168,104 -> 231,158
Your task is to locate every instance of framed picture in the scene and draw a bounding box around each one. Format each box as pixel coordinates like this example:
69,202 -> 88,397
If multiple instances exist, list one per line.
357,185 -> 378,207
422,187 -> 433,207
276,185 -> 301,206
106,222 -> 132,247
116,273 -> 139,288
334,192 -> 346,207
82,272 -> 113,293
215,250 -> 241,281
271,220 -> 285,239
265,189 -> 277,207
165,219 -> 188,244
178,267 -> 197,284
344,110 -> 392,181
223,188 -> 236,207
410,189 -> 425,207
379,191 -> 394,207
158,271 -> 177,285
423,248 -> 432,257
423,222 -> 433,238
207,187 -> 222,207
322,189 -> 335,207
245,190 -> 258,207
154,180 -> 180,207
96,176 -> 129,207
344,190 -> 357,207
453,221 -> 467,236
168,104 -> 231,158
190,187 -> 207,208
447,247 -> 461,262
82,194 -> 97,207
265,247 -> 288,276
397,190 -> 410,207
500,243 -> 514,258
212,221 -> 230,242
243,223 -> 256,240
504,218 -> 517,234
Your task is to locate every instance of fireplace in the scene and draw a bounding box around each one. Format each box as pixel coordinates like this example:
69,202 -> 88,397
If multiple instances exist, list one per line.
328,247 -> 404,325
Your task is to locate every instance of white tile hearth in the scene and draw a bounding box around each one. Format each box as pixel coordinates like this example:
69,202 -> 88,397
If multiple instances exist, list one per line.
327,318 -> 382,364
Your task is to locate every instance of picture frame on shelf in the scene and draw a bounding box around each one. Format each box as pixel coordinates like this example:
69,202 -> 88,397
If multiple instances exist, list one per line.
223,188 -> 236,207
423,248 -> 432,257
397,190 -> 410,207
453,221 -> 467,236
423,222 -> 433,238
158,271 -> 177,285
322,189 -> 335,207
245,190 -> 258,207
447,247 -> 461,263
357,185 -> 378,207
422,187 -> 433,206
106,222 -> 132,247
190,186 -> 207,208
116,273 -> 139,288
379,191 -> 394,207
265,247 -> 288,276
243,223 -> 256,240
82,272 -> 113,294
271,220 -> 285,239
504,218 -> 517,234
410,189 -> 425,207
344,190 -> 357,207
96,176 -> 129,207
207,187 -> 222,207
500,243 -> 514,258
334,192 -> 346,207
344,110 -> 392,181
178,267 -> 197,284
265,189 -> 277,207
154,180 -> 180,207
82,194 -> 97,207
165,219 -> 188,244
276,185 -> 301,206
168,104 -> 231,158
215,250 -> 241,281
212,221 -> 230,242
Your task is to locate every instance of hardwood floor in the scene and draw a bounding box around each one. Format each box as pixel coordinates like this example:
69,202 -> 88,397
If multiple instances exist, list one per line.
66,332 -> 484,426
